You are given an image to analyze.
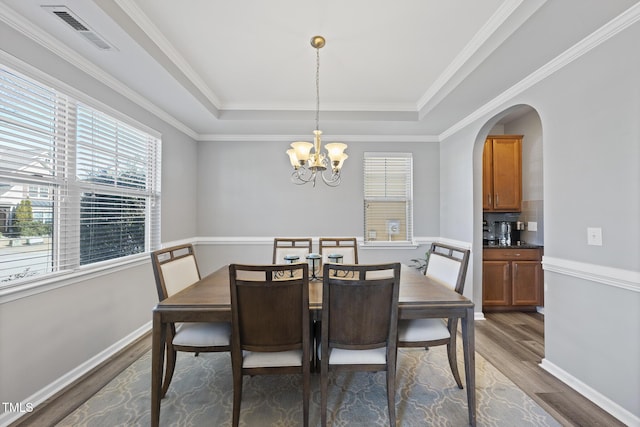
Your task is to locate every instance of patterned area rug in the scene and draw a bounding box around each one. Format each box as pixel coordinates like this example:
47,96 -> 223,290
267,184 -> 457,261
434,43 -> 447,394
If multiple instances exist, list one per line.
60,347 -> 560,426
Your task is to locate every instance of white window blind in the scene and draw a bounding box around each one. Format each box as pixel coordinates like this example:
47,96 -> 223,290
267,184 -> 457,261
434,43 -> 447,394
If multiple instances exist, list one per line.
0,64 -> 161,285
76,104 -> 160,264
363,153 -> 413,243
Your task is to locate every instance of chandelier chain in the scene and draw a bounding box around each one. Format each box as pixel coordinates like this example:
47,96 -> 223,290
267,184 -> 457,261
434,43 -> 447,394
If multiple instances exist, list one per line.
315,47 -> 320,131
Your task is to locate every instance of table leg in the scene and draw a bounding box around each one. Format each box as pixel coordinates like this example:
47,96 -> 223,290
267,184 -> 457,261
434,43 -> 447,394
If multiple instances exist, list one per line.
151,311 -> 166,427
461,307 -> 476,426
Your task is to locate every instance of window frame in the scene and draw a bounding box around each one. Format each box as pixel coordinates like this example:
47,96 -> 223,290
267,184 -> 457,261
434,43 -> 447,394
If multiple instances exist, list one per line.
0,61 -> 161,291
363,152 -> 415,247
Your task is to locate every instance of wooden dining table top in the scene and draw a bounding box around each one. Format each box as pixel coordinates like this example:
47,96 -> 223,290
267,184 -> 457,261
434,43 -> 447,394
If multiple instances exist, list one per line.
156,264 -> 474,315
151,263 -> 477,426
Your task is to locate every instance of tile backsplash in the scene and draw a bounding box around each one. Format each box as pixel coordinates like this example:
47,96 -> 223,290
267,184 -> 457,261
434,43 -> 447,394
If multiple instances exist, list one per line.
483,199 -> 544,246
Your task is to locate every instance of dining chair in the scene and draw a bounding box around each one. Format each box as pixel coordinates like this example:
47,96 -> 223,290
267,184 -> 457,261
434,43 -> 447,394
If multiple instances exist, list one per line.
229,263 -> 311,427
150,244 -> 231,398
318,237 -> 358,266
272,237 -> 313,264
320,262 -> 401,427
397,242 -> 471,388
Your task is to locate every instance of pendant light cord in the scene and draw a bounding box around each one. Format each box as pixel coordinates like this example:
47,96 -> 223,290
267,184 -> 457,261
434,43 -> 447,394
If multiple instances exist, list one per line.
315,47 -> 320,132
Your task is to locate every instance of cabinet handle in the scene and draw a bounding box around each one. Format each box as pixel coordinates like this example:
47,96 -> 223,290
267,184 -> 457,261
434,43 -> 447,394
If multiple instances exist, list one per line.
496,194 -> 499,206
488,194 -> 491,205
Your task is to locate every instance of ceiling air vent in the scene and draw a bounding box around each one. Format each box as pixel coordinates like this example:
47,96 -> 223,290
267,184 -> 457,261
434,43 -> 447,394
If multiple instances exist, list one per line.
41,5 -> 114,51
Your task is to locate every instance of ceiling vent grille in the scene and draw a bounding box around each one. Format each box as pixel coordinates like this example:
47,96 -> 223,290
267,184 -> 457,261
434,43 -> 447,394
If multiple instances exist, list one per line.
41,6 -> 114,51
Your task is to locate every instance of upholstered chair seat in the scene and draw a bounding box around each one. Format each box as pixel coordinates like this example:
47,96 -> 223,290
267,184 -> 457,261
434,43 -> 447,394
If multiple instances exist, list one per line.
172,322 -> 232,347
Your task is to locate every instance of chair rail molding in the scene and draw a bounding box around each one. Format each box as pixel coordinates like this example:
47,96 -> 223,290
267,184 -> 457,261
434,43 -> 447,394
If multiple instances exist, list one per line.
542,256 -> 640,293
194,236 -> 441,249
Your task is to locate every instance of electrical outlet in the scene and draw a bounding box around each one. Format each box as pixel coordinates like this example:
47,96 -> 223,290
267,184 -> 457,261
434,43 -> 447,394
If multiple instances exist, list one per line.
587,227 -> 603,246
528,221 -> 537,231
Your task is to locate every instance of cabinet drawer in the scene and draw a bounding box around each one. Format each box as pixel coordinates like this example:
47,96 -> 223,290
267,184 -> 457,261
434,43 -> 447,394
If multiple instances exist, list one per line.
483,248 -> 541,261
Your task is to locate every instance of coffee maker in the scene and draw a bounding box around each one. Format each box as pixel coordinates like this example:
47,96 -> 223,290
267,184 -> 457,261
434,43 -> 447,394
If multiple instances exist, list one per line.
496,221 -> 521,246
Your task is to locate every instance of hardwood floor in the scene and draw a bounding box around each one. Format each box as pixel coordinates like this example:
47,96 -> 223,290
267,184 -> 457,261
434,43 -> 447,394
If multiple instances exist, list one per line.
9,334 -> 152,427
475,312 -> 625,427
11,312 -> 625,426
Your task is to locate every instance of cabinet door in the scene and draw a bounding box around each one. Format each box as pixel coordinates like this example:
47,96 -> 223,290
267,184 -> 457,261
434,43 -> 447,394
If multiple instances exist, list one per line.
491,137 -> 522,211
482,261 -> 510,306
511,261 -> 542,305
482,140 -> 493,210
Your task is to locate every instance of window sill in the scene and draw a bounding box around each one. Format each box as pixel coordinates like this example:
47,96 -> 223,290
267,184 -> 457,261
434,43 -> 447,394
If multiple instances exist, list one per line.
360,241 -> 419,250
0,253 -> 149,304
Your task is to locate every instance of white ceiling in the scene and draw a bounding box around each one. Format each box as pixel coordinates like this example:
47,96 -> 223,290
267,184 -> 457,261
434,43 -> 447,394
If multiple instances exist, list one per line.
1,0 -> 638,140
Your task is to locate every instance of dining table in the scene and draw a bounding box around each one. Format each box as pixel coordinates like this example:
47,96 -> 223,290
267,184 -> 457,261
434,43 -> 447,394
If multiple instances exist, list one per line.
151,264 -> 476,426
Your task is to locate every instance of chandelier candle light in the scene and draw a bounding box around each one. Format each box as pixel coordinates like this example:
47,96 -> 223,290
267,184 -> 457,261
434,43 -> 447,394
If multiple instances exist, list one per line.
287,36 -> 348,187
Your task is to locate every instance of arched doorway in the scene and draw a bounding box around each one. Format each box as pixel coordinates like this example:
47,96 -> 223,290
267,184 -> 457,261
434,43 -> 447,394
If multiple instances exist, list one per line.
473,104 -> 544,317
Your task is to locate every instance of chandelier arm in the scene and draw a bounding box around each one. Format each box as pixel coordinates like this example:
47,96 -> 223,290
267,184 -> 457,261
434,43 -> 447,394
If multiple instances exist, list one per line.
291,167 -> 318,185
320,169 -> 341,187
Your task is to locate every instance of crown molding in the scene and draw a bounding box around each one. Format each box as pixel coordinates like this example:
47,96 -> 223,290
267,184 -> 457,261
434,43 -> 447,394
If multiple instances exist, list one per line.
0,49 -> 168,139
4,2 -> 639,144
113,0 -> 223,110
440,2 -> 640,140
196,134 -> 439,143
418,0 -> 526,113
0,2 -> 198,140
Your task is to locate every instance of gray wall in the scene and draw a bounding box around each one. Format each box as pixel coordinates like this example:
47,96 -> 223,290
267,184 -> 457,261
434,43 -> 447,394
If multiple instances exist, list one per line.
193,139 -> 442,275
505,112 -> 544,246
196,140 -> 440,238
0,22 -> 199,408
440,20 -> 640,421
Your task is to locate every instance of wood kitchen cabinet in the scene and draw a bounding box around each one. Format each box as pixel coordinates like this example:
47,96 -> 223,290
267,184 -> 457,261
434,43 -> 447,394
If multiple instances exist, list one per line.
482,247 -> 543,311
483,135 -> 522,212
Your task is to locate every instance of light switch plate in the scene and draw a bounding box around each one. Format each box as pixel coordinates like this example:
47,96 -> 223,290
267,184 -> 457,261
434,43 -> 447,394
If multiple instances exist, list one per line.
528,221 -> 537,231
587,227 -> 603,246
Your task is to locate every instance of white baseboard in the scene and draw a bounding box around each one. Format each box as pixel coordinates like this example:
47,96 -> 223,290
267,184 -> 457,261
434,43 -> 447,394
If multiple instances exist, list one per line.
539,358 -> 639,427
0,321 -> 152,427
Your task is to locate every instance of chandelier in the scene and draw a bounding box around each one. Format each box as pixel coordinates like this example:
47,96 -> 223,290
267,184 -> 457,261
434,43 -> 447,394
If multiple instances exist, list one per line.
286,36 -> 348,187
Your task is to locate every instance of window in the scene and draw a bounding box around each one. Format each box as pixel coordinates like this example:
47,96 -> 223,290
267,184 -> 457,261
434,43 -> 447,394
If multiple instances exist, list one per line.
0,65 -> 161,285
363,153 -> 413,243
28,185 -> 50,199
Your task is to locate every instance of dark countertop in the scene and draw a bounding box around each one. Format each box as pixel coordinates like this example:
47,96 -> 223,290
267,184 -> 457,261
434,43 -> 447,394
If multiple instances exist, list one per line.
483,244 -> 543,249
